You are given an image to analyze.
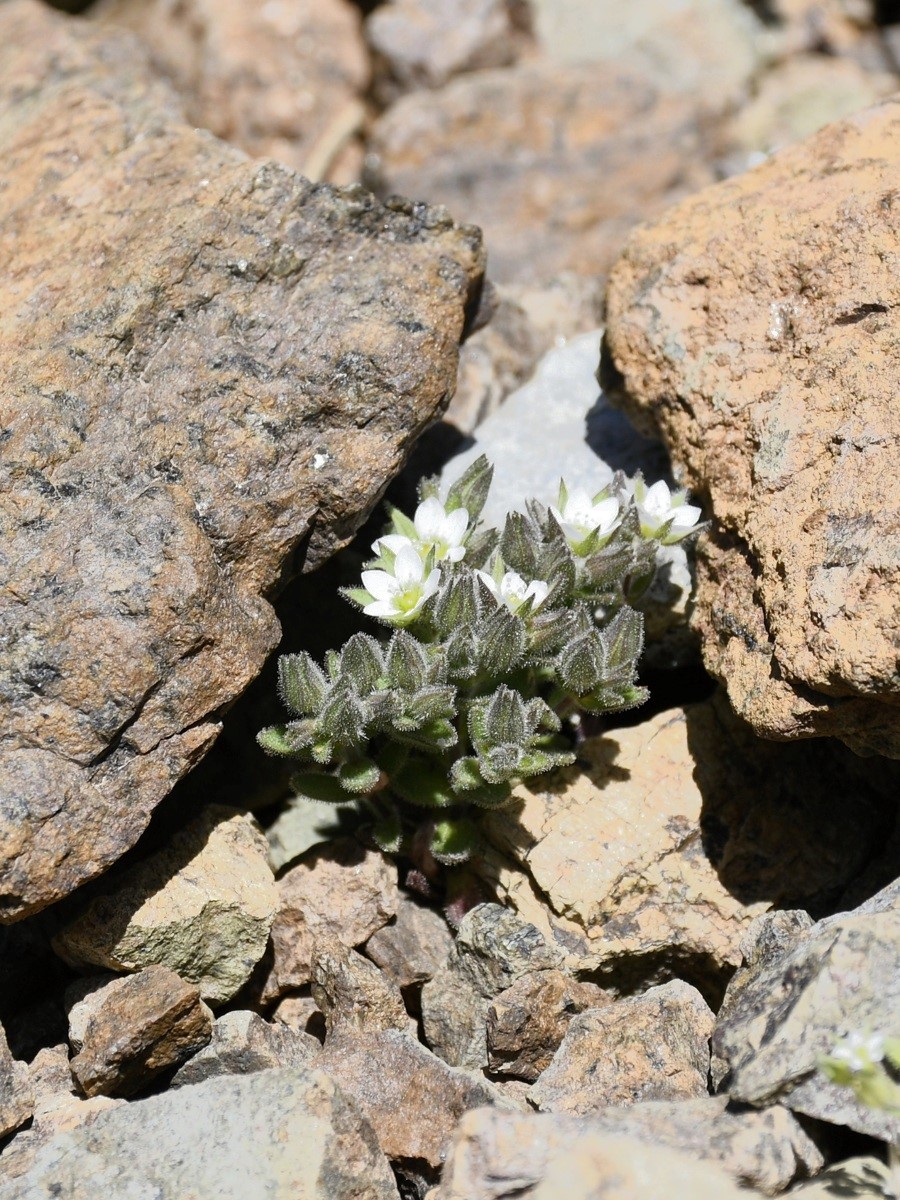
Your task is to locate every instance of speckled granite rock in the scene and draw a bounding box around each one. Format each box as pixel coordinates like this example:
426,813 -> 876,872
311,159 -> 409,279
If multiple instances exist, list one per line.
0,1 -> 483,923
0,1021 -> 33,1139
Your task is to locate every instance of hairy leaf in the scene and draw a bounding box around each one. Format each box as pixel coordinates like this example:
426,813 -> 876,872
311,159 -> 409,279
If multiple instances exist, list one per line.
386,631 -> 430,691
339,634 -> 385,693
290,772 -> 355,804
277,653 -> 327,716
477,605 -> 526,677
393,760 -> 456,809
430,816 -> 479,865
485,686 -> 527,746
338,757 -> 382,794
444,453 -> 493,522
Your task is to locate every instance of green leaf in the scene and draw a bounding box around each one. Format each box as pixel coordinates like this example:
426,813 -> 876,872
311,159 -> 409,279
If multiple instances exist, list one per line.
449,756 -> 485,792
466,782 -> 515,810
341,586 -> 376,611
277,653 -> 327,716
485,686 -> 527,746
395,685 -> 457,729
604,607 -> 644,678
477,605 -> 526,677
392,760 -> 456,809
577,682 -> 650,715
318,682 -> 367,751
370,801 -> 404,855
557,631 -> 606,695
444,625 -> 480,680
517,749 -> 576,779
462,527 -> 500,570
290,772 -> 355,804
385,504 -> 418,540
338,757 -> 382,794
391,717 -> 458,751
432,570 -> 482,635
430,816 -> 479,865
386,631 -> 430,690
481,744 -> 523,783
339,633 -> 385,693
444,454 -> 493,522
500,511 -> 539,578
257,725 -> 296,756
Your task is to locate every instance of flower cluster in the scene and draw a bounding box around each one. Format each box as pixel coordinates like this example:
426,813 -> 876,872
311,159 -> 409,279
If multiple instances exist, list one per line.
259,456 -> 703,869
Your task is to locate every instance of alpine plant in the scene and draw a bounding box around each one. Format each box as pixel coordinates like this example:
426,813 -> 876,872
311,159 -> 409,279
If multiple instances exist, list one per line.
258,457 -> 702,867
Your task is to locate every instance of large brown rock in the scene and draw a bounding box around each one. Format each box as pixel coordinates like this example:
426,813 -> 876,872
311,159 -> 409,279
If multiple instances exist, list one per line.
603,98 -> 900,756
93,0 -> 370,182
0,2 -> 484,922
368,62 -> 713,285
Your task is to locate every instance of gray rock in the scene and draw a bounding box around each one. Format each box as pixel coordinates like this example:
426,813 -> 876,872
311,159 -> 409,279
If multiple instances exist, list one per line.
713,878 -> 900,1141
311,936 -> 411,1038
421,904 -> 562,1069
364,894 -> 454,993
316,1029 -> 509,1171
0,1020 -> 33,1139
436,1108 -> 760,1200
531,980 -> 714,1115
0,1 -> 483,923
0,1068 -> 399,1200
171,1010 -> 318,1088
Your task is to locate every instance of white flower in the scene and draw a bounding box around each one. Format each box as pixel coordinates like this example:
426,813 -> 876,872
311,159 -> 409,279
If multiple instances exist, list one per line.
633,479 -> 702,544
831,1031 -> 885,1074
361,544 -> 441,622
550,487 -> 621,548
476,569 -> 550,614
374,497 -> 468,563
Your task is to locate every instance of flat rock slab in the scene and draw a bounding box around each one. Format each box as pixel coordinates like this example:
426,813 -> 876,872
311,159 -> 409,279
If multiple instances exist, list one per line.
0,1068 -> 400,1200
478,694 -> 898,993
0,1 -> 483,921
604,96 -> 900,756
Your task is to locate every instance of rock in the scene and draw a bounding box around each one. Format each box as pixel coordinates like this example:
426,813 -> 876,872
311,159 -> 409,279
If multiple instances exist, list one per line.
421,904 -> 562,1069
0,1068 -> 400,1199
54,807 -> 277,1004
93,0 -> 370,182
0,1020 -> 33,1138
486,970 -> 612,1082
603,96 -> 900,756
436,1109 -> 758,1200
448,274 -> 604,434
271,993 -> 326,1042
714,911 -> 815,1032
531,980 -> 714,1115
434,1099 -> 820,1198
0,0 -> 484,924
311,936 -> 411,1037
790,1156 -> 892,1198
368,62 -> 714,285
529,0 -> 767,109
478,695 -> 897,994
262,839 -> 398,1002
265,800 -> 346,875
713,878 -> 900,1141
441,329 -> 691,661
363,894 -> 454,993
66,965 -> 212,1098
316,1029 -> 508,1172
722,54 -> 895,167
171,1010 -> 318,1088
366,0 -> 531,103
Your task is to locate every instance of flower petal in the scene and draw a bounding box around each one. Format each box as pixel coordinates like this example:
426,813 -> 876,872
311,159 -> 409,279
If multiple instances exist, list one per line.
393,544 -> 426,588
413,497 -> 446,542
361,570 -> 397,601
